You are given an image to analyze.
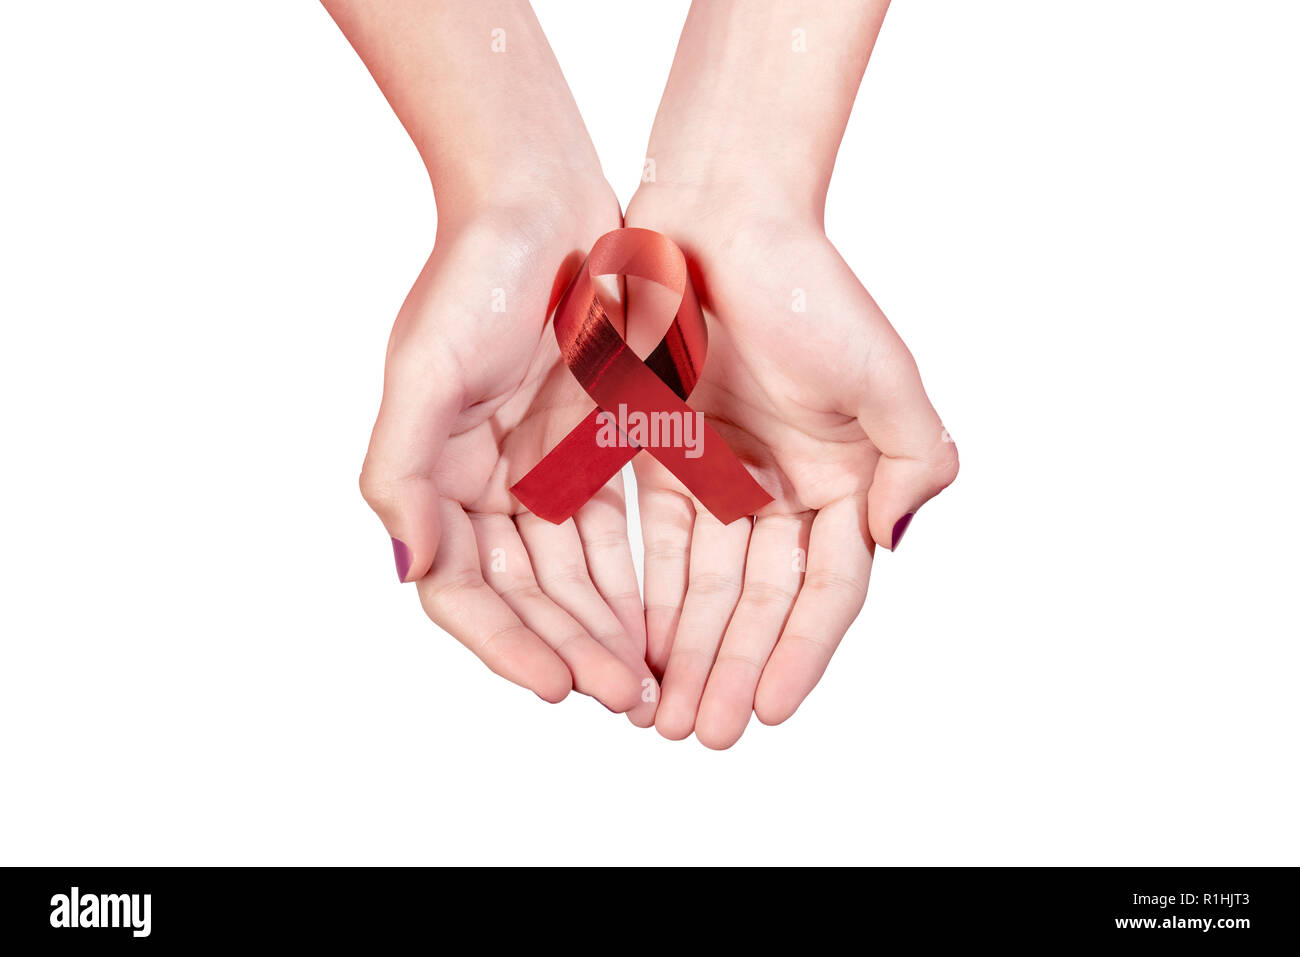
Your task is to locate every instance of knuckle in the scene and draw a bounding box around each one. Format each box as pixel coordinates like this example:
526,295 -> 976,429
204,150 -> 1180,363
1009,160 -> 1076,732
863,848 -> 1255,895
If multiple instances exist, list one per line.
577,531 -> 628,554
537,564 -> 591,591
714,650 -> 764,674
781,632 -> 835,660
358,462 -> 398,513
421,568 -> 482,603
738,580 -> 798,610
688,571 -> 743,600
930,441 -> 960,490
479,623 -> 535,655
644,540 -> 688,564
803,569 -> 862,598
499,581 -> 546,603
552,632 -> 591,656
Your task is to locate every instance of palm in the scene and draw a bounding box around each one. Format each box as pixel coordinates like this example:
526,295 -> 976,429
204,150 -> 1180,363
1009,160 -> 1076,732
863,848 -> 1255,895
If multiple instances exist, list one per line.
391,216 -> 599,512
434,307 -> 598,517
632,230 -> 886,517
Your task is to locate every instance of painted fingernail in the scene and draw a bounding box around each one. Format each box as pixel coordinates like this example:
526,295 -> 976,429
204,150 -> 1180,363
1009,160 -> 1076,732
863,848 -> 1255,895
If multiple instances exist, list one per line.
891,512 -> 915,550
391,538 -> 412,582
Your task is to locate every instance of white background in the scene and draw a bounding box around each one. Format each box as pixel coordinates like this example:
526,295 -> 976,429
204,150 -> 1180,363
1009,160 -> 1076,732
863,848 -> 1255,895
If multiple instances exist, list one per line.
2,1 -> 1297,865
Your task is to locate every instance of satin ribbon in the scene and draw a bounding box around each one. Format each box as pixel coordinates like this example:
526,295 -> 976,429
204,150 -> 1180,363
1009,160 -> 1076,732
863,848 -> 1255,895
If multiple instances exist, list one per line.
511,228 -> 772,525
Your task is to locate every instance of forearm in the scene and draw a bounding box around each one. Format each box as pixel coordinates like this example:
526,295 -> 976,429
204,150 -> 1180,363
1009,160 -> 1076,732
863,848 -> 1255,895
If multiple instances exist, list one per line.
642,0 -> 890,220
321,0 -> 605,220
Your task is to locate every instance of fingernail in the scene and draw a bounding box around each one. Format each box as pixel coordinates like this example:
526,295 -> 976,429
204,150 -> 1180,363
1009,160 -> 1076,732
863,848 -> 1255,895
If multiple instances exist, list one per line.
891,512 -> 915,550
391,538 -> 412,582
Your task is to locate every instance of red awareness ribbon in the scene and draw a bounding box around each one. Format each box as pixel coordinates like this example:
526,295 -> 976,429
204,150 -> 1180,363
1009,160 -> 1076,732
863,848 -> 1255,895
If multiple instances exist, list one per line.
511,228 -> 772,526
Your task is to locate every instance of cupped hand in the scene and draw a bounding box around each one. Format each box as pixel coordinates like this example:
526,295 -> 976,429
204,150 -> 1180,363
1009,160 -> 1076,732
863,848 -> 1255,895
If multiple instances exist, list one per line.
360,186 -> 658,723
624,187 -> 959,747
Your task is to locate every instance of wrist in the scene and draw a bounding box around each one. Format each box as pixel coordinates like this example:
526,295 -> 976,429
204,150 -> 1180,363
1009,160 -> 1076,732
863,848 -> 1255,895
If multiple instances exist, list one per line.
638,134 -> 832,227
636,0 -> 888,232
433,157 -> 618,237
434,171 -> 621,250
626,176 -> 824,251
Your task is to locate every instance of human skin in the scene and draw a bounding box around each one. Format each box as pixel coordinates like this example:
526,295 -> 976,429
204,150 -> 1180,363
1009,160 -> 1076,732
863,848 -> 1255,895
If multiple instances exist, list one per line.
321,0 -> 658,723
624,0 -> 959,747
323,0 -> 957,744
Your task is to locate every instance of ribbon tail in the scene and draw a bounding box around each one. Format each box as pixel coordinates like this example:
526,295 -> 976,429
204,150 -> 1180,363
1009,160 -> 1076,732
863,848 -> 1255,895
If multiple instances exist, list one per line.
511,408 -> 636,524
645,422 -> 773,525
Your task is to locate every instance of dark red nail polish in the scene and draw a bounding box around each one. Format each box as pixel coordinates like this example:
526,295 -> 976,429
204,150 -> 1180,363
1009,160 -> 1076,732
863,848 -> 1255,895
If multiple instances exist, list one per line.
391,538 -> 412,582
891,512 -> 915,550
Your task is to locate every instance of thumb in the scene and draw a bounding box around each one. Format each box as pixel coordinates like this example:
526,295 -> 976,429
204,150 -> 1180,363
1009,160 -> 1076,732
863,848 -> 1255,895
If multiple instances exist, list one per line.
360,347 -> 463,582
856,344 -> 959,551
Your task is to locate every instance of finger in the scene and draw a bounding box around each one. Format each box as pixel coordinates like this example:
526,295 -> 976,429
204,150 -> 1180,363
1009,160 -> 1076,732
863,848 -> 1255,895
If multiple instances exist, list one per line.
755,496 -> 873,726
471,513 -> 642,714
570,477 -> 659,728
516,510 -> 658,728
654,510 -> 752,741
854,325 -> 959,550
571,475 -> 647,662
638,485 -> 695,679
359,334 -> 463,582
695,512 -> 812,750
416,499 -> 571,703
